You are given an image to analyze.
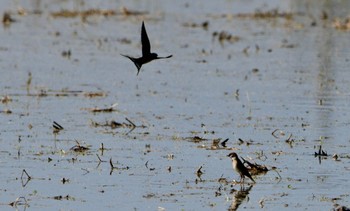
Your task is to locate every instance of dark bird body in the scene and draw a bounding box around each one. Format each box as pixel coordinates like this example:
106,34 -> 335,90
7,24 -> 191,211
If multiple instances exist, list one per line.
121,21 -> 172,75
227,152 -> 255,183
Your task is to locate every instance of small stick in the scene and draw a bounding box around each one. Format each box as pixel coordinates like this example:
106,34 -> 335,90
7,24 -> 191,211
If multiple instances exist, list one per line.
125,117 -> 136,128
21,169 -> 32,180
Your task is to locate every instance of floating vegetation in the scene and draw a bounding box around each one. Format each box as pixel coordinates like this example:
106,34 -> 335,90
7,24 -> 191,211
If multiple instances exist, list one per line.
83,103 -> 118,113
333,17 -> 350,30
182,21 -> 209,30
0,95 -> 12,104
83,92 -> 107,98
0,109 -> 12,114
91,118 -> 146,135
212,31 -> 240,45
235,9 -> 294,19
209,138 -> 230,150
51,9 -> 117,18
50,7 -> 147,19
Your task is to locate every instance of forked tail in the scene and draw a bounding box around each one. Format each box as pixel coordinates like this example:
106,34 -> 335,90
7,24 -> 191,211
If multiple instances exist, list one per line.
121,54 -> 142,75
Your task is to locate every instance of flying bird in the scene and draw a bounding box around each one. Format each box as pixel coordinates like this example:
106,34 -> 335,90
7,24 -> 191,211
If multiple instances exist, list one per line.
227,152 -> 255,183
121,21 -> 172,75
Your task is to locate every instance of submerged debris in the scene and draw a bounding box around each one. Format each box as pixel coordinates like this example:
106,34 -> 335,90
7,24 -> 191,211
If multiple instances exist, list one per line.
2,12 -> 16,27
52,195 -> 74,201
333,154 -> 340,161
212,31 -> 240,45
70,140 -> 90,153
182,21 -> 209,30
61,49 -> 71,59
186,136 -> 207,143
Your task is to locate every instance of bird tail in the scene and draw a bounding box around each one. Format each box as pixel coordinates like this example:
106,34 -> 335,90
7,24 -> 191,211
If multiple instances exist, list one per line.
248,175 -> 255,183
121,54 -> 142,75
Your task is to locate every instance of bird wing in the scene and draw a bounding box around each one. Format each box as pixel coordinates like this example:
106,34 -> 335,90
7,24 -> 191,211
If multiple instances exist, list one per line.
141,21 -> 151,56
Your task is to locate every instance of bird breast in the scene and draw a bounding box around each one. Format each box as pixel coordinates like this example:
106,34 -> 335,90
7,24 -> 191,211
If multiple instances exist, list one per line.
231,158 -> 238,170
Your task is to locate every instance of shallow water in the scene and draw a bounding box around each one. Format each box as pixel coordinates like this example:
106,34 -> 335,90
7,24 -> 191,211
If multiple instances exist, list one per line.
1,0 -> 350,210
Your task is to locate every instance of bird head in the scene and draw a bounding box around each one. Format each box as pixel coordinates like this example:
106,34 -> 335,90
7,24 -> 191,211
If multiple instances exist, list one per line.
151,53 -> 158,59
227,152 -> 238,159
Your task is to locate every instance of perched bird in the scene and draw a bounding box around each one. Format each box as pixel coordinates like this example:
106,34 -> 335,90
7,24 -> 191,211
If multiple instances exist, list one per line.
227,152 -> 255,183
121,21 -> 172,75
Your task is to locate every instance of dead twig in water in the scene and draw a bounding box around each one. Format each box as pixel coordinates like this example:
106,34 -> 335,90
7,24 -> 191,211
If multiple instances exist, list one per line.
110,158 -> 116,175
21,169 -> 32,187
96,154 -> 106,163
144,160 -> 155,171
314,145 -> 327,157
271,167 -> 282,183
196,165 -> 204,180
315,145 -> 328,164
221,138 -> 229,148
8,196 -> 28,208
96,153 -> 107,169
272,129 -> 285,138
21,169 -> 32,180
53,121 -> 64,134
109,158 -> 129,174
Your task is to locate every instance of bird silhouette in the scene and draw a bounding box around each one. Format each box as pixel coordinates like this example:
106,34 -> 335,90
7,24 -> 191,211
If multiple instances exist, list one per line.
121,21 -> 172,75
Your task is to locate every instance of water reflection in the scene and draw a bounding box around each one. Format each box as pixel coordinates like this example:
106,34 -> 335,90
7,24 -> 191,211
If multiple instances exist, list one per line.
228,185 -> 253,211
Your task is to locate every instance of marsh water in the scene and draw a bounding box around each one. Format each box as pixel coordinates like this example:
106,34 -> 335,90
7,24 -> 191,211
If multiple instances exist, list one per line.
1,0 -> 350,210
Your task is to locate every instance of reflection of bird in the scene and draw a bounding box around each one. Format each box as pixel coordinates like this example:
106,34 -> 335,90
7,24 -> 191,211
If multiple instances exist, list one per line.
227,152 -> 255,183
121,21 -> 172,75
229,185 -> 253,211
